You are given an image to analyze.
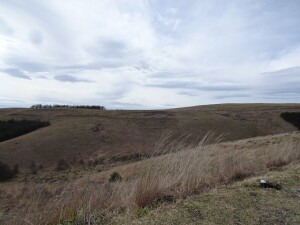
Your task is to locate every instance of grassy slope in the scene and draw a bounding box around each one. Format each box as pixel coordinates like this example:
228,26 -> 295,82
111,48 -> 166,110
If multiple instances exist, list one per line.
0,104 -> 300,171
112,161 -> 300,225
83,131 -> 300,182
0,131 -> 299,225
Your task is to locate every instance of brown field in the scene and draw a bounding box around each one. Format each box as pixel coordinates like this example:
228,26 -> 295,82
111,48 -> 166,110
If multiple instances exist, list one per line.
1,103 -> 300,172
0,104 -> 300,225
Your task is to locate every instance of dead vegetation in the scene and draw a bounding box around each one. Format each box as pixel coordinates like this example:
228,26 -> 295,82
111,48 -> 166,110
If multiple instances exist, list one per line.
0,132 -> 299,225
1,104 -> 300,172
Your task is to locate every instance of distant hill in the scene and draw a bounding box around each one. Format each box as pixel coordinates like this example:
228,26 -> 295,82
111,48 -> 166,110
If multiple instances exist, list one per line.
0,103 -> 300,172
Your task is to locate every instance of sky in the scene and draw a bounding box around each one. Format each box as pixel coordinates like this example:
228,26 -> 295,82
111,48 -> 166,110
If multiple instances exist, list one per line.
0,0 -> 300,109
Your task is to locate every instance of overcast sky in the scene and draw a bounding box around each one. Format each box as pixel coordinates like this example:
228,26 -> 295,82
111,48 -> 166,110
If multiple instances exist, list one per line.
1,0 -> 300,109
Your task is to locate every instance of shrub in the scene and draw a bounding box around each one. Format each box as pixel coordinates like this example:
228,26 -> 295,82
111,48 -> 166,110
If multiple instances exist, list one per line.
109,172 -> 122,182
0,161 -> 18,181
56,159 -> 70,171
78,159 -> 84,165
38,164 -> 44,171
13,164 -> 19,175
29,161 -> 38,174
30,104 -> 105,110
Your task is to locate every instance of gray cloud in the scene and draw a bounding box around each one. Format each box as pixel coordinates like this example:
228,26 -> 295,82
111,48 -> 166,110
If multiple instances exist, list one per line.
150,71 -> 194,78
262,66 -> 300,77
58,61 -> 127,71
2,68 -> 31,80
29,30 -> 43,45
214,94 -> 252,100
146,80 -> 248,92
36,95 -> 74,104
133,61 -> 152,72
177,90 -> 198,97
96,88 -> 129,101
1,0 -> 70,44
88,39 -> 127,58
54,75 -> 93,83
262,84 -> 300,95
260,66 -> 300,96
36,75 -> 49,79
5,58 -> 49,72
0,17 -> 13,34
0,97 -> 28,103
109,101 -> 149,110
82,39 -> 132,70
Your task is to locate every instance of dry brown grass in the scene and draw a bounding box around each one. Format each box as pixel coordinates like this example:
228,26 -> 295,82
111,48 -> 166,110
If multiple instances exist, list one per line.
1,104 -> 300,171
133,134 -> 300,208
0,133 -> 299,225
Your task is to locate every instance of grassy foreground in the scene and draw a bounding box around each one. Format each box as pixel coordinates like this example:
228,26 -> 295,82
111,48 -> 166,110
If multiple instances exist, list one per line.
1,132 -> 299,225
112,161 -> 300,225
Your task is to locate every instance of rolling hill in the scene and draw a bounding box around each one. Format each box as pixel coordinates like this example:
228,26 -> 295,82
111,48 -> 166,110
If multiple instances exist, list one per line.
0,103 -> 300,172
1,128 -> 299,225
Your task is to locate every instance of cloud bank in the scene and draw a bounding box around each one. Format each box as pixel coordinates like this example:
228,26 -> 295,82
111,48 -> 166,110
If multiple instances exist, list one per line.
0,0 -> 300,109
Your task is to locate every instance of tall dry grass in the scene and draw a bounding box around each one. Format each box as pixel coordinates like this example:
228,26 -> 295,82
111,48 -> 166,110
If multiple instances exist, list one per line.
0,133 -> 299,224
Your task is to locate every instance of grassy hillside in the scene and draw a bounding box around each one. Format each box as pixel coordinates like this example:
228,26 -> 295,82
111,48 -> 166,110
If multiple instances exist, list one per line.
0,104 -> 300,172
0,131 -> 299,225
113,160 -> 300,225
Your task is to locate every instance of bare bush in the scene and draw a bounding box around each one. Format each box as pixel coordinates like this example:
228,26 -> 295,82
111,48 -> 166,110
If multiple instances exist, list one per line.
108,172 -> 122,182
0,161 -> 18,182
29,161 -> 37,174
56,159 -> 70,171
